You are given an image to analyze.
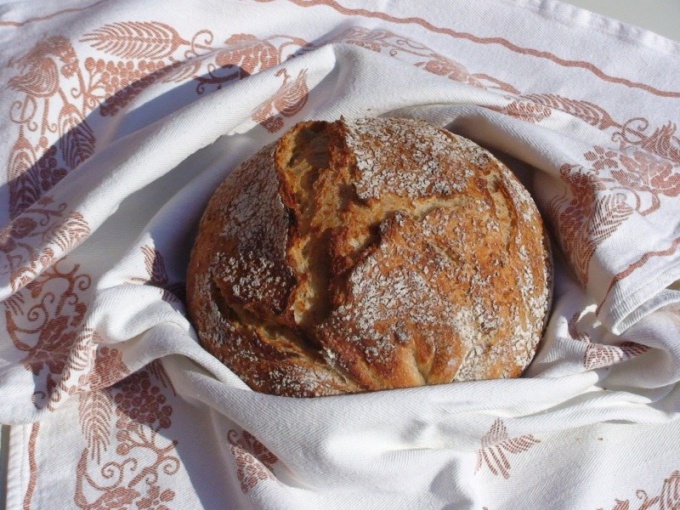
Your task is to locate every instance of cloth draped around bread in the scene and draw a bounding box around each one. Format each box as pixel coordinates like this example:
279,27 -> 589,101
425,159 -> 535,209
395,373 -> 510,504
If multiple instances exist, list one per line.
1,1 -> 680,509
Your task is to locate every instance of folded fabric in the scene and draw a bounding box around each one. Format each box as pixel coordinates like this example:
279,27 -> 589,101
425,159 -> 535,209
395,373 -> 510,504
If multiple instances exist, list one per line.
1,0 -> 680,508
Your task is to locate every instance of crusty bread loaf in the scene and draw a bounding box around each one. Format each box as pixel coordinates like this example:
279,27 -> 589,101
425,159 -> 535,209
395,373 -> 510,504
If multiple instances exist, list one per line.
186,117 -> 552,397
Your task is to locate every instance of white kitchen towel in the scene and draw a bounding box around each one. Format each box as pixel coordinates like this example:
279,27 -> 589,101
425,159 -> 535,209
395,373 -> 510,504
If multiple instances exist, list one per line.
1,0 -> 680,508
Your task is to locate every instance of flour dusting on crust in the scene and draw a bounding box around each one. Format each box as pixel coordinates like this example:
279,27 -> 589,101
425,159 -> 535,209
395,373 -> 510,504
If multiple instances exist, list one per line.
186,117 -> 553,397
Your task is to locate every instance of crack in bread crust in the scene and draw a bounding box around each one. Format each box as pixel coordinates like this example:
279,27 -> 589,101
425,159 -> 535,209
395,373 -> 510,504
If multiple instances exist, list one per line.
186,117 -> 553,397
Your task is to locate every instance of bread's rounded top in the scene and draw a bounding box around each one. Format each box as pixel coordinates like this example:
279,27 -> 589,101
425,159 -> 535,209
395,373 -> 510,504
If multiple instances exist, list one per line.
186,117 -> 552,397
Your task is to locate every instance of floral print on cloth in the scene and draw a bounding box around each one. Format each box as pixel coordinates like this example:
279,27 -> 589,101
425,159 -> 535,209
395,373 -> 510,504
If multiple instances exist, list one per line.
2,0 -> 680,509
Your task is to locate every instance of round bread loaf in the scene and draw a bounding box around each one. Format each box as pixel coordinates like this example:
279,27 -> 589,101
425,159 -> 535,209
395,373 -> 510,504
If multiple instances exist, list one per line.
186,117 -> 552,397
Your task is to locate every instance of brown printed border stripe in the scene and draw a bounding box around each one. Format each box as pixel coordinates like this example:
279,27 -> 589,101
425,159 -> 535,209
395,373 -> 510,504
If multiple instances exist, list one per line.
0,0 -> 107,28
598,234 -> 680,314
284,0 -> 680,99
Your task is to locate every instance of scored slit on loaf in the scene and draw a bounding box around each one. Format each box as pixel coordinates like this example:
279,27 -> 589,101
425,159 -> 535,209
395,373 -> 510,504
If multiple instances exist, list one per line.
186,117 -> 552,397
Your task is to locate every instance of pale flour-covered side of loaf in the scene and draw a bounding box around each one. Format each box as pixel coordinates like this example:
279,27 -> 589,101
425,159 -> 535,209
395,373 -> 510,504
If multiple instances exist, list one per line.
186,117 -> 552,397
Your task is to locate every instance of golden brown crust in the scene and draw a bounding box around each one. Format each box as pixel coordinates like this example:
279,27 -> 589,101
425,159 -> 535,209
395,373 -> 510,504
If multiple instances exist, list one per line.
186,117 -> 552,396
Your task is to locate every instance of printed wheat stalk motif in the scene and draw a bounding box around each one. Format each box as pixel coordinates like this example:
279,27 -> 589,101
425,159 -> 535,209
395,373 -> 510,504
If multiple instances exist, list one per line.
80,22 -> 190,59
475,419 -> 541,479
